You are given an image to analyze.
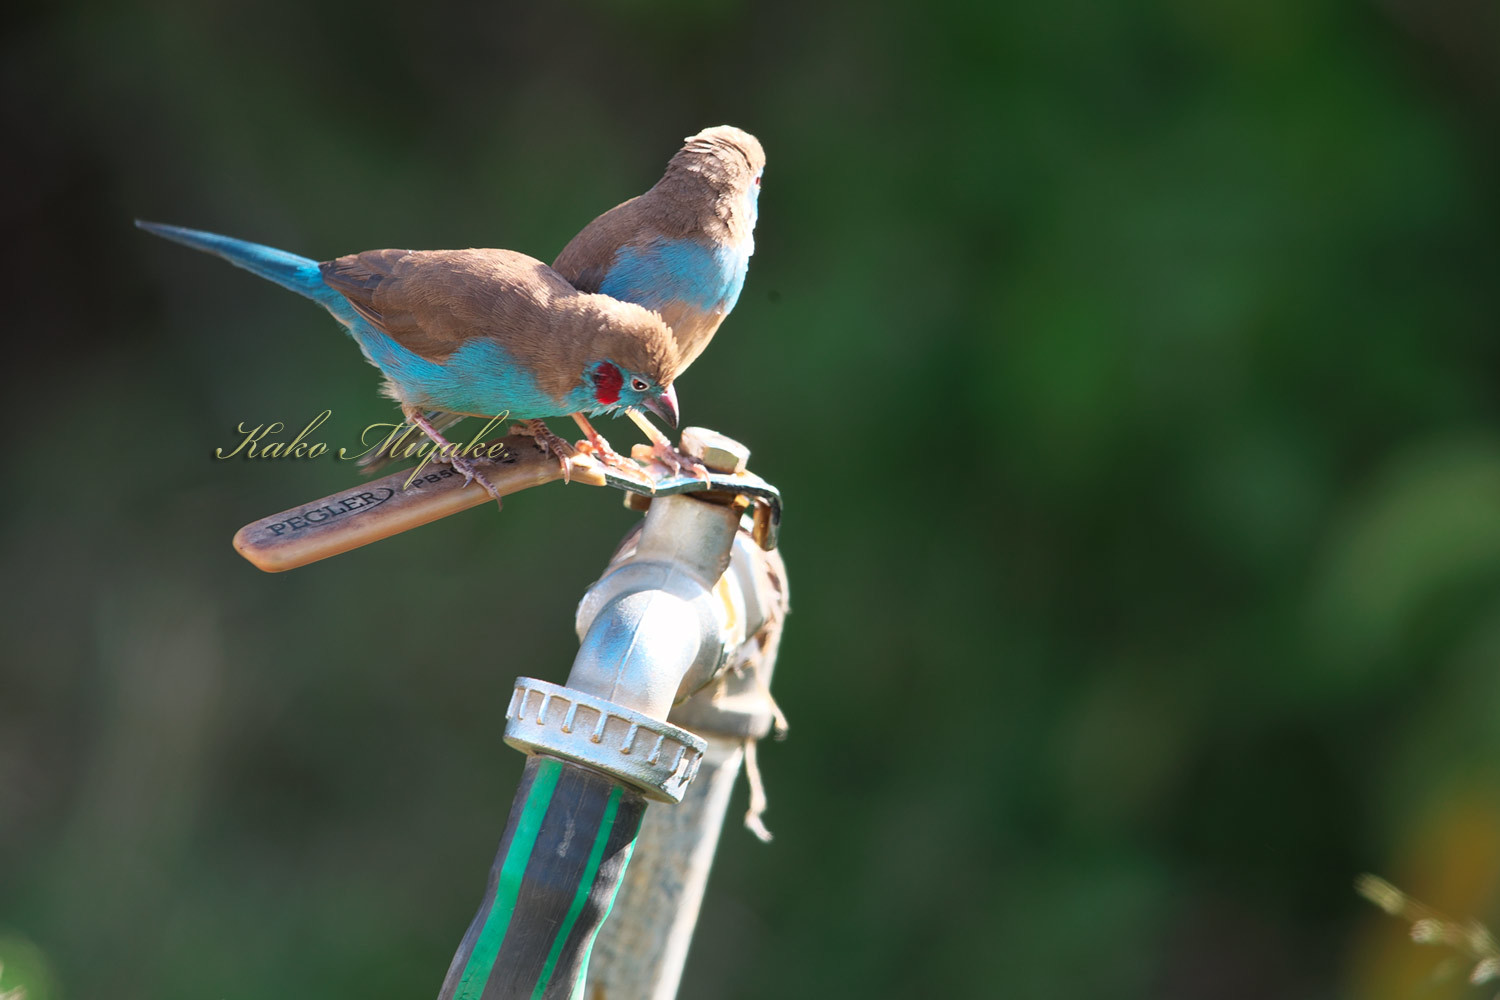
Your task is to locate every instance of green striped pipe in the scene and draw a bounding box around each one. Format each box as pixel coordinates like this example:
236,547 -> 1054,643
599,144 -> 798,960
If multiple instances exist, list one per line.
438,756 -> 647,1000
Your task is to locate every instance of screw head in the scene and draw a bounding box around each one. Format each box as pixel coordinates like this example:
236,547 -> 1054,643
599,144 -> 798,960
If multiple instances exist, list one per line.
680,427 -> 750,474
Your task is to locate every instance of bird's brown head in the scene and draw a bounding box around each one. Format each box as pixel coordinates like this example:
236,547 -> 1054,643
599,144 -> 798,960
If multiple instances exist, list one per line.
665,125 -> 765,199
579,298 -> 683,426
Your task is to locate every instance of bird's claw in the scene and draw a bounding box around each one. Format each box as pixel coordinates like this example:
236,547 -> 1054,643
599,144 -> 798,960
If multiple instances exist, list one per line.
631,442 -> 710,481
515,419 -> 577,484
535,442 -> 575,486
441,452 -> 504,508
575,438 -> 654,486
401,406 -> 505,509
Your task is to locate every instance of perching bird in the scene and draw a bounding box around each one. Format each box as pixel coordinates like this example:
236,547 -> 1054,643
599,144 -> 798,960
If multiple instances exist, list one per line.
137,221 -> 682,500
553,125 -> 763,469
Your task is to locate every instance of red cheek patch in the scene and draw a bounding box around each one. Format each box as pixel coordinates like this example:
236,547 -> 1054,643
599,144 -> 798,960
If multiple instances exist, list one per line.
593,363 -> 623,405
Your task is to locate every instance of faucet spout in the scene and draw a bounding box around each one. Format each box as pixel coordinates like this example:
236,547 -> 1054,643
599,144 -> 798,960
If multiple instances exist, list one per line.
568,495 -> 743,718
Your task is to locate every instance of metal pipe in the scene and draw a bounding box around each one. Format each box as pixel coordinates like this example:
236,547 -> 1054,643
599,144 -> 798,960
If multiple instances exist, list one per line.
438,494 -> 758,1000
583,534 -> 788,1000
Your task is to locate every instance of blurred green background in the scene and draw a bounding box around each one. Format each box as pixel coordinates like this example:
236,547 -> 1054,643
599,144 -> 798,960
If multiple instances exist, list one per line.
3,0 -> 1499,997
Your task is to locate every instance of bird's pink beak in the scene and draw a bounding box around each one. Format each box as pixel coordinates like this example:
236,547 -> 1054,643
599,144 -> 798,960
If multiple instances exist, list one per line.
642,385 -> 679,428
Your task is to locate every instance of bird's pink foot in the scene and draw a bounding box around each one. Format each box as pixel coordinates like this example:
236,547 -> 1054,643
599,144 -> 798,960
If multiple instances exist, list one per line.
403,406 -> 504,508
630,441 -> 710,480
446,451 -> 505,506
571,414 -> 653,485
514,419 -> 577,484
618,407 -> 711,482
619,409 -> 710,480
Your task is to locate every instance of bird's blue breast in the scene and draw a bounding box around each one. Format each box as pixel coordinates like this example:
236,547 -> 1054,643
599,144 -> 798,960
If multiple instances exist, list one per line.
599,236 -> 751,317
349,323 -> 591,419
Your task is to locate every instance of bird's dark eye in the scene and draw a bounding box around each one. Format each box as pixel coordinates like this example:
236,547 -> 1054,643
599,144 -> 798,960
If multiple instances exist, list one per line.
631,377 -> 649,392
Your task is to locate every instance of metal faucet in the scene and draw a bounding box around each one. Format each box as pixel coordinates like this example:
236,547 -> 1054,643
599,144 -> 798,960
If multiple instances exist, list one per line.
232,425 -> 787,1000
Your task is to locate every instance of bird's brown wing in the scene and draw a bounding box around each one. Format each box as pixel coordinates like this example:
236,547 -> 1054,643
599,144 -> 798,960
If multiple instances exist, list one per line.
320,248 -> 573,363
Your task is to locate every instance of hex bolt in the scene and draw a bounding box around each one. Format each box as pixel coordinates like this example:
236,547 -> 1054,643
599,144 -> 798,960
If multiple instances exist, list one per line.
680,427 -> 750,475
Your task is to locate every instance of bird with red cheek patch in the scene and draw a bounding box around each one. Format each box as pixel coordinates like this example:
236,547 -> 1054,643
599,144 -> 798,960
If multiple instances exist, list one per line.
136,221 -> 682,500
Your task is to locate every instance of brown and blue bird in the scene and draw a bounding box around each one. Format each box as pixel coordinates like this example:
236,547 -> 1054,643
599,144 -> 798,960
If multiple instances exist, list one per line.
136,221 -> 682,499
554,125 -> 764,469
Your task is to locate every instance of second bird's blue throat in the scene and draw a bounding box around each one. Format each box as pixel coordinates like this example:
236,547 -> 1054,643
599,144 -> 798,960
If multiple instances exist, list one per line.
600,235 -> 752,317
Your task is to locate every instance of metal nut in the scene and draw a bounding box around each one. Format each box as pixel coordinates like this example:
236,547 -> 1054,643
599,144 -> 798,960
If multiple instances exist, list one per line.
504,677 -> 707,803
680,427 -> 750,474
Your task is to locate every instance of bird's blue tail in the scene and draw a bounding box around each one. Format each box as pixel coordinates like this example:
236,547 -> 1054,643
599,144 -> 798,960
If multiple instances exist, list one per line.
135,220 -> 340,307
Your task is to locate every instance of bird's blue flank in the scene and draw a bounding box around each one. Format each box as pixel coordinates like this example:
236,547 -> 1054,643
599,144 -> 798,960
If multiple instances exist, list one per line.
600,236 -> 750,315
134,221 -> 350,316
351,323 -> 594,420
